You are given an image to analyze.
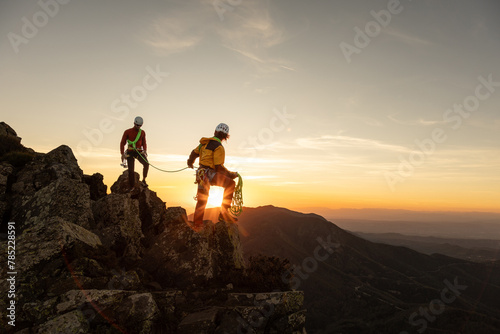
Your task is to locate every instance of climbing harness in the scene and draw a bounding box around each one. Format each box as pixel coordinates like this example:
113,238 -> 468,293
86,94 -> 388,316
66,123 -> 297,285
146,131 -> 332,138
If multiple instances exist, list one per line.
127,128 -> 142,150
124,128 -> 192,173
194,168 -> 244,216
195,167 -> 215,187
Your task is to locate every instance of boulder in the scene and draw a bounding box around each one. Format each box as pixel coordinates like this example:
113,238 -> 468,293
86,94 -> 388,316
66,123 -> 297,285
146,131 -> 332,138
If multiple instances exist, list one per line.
216,309 -> 256,334
0,162 -> 12,223
0,121 -> 21,141
21,297 -> 60,326
115,292 -> 160,334
140,211 -> 245,288
211,220 -> 246,272
227,291 -> 306,333
0,163 -> 14,224
107,269 -> 142,291
56,289 -> 129,315
13,178 -> 94,231
0,201 -> 8,226
36,309 -> 89,334
39,145 -> 83,182
139,208 -> 207,287
151,290 -> 181,325
92,193 -> 144,258
9,145 -> 84,215
272,309 -> 307,333
138,186 -> 168,240
16,217 -> 101,274
227,291 -> 304,309
0,217 -> 102,325
177,307 -> 223,334
164,206 -> 190,227
110,170 -> 139,194
0,162 -> 14,198
53,290 -> 160,333
83,173 -> 107,201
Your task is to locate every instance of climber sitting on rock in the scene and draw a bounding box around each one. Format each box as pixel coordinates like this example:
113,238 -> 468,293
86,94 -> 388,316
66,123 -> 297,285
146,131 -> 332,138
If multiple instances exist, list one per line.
187,123 -> 239,230
120,116 -> 149,190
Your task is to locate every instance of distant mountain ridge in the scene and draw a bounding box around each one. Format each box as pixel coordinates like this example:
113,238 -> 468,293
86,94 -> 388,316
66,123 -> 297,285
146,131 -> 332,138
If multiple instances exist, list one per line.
355,232 -> 500,263
301,207 -> 500,223
332,218 -> 500,239
237,205 -> 500,333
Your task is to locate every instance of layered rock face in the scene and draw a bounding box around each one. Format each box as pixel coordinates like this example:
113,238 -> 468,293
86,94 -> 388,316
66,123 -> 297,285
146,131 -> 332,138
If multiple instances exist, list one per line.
0,124 -> 306,333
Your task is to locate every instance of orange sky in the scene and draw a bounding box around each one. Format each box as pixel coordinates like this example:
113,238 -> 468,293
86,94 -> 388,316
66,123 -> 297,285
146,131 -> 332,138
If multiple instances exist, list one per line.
1,0 -> 499,214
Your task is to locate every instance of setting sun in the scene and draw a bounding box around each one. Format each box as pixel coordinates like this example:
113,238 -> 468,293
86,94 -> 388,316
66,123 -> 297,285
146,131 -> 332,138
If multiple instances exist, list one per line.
206,187 -> 224,208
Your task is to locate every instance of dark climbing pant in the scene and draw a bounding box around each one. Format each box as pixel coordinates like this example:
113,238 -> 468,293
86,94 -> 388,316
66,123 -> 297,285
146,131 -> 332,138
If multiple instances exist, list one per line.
194,172 -> 235,225
126,150 -> 149,188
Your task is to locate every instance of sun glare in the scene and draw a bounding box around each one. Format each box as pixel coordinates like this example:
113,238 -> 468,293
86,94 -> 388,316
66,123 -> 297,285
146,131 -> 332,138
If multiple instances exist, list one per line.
207,187 -> 224,207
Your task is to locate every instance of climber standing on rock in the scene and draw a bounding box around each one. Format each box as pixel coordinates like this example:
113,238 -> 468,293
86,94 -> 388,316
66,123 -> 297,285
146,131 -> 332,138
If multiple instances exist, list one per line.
120,116 -> 149,190
187,123 -> 239,230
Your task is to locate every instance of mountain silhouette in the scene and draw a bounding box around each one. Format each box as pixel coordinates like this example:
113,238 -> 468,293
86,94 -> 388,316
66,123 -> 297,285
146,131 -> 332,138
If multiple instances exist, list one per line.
237,206 -> 500,333
354,232 -> 500,263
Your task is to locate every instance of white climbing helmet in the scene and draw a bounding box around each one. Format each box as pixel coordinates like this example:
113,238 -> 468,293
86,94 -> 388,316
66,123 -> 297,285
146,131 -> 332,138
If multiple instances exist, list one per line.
215,123 -> 229,134
134,116 -> 144,126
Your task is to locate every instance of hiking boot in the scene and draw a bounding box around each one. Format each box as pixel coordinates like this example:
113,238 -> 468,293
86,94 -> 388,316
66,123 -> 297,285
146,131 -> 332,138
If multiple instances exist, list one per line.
140,180 -> 148,187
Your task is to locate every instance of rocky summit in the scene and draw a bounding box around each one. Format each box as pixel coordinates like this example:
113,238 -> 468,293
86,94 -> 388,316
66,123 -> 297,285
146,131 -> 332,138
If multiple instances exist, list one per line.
0,123 -> 306,334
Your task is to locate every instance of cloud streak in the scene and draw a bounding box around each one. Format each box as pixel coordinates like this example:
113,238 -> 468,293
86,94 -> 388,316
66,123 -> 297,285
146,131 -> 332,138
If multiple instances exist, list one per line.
296,135 -> 411,153
387,113 -> 448,126
141,0 -> 295,74
143,16 -> 204,56
383,26 -> 433,46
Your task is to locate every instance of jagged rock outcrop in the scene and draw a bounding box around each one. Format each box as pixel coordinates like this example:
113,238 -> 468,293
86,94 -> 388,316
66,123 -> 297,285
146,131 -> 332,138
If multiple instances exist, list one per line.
110,169 -> 138,194
0,122 -> 306,333
83,173 -> 107,201
224,292 -> 306,333
16,177 -> 94,231
140,211 -> 246,288
0,162 -> 14,222
92,192 -> 144,259
7,145 -> 91,232
0,122 -> 21,141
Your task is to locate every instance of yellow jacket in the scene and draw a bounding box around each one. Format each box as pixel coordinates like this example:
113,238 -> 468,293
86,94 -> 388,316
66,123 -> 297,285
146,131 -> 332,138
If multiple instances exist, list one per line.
189,137 -> 225,169
188,136 -> 238,180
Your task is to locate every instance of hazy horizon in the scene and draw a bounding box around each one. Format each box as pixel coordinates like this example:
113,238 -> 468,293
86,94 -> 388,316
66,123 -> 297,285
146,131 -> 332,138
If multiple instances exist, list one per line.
188,204 -> 500,221
298,206 -> 500,217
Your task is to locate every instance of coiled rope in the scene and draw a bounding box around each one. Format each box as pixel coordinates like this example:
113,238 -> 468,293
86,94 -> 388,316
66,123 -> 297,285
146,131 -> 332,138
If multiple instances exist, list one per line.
229,173 -> 244,216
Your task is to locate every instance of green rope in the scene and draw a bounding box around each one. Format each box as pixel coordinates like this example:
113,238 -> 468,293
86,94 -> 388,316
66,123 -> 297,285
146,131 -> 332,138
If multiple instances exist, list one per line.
229,173 -> 244,216
133,148 -> 191,173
